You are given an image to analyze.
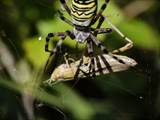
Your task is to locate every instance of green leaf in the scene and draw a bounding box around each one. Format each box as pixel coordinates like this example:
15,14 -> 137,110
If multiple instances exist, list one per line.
118,20 -> 159,50
23,37 -> 48,68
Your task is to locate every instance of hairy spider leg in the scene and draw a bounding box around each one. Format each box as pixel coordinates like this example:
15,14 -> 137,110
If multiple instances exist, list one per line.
90,34 -> 109,53
87,39 -> 96,77
90,34 -> 127,65
60,0 -> 71,15
94,28 -> 112,34
90,0 -> 110,26
44,31 -> 75,72
57,10 -> 74,26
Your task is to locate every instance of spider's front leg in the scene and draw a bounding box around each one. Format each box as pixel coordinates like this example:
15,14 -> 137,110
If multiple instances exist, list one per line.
44,31 -> 75,72
91,0 -> 110,25
45,32 -> 66,54
57,10 -> 74,26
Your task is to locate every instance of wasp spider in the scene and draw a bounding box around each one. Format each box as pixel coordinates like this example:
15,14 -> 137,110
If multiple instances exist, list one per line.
44,0 -> 134,74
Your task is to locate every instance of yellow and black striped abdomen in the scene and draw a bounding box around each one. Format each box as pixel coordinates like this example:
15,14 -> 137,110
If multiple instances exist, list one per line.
71,0 -> 97,25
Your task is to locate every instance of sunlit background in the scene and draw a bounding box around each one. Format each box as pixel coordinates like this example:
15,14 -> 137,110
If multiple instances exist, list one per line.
0,0 -> 160,120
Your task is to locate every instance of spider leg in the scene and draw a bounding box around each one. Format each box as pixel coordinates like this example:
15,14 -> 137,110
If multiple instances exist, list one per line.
87,39 -> 95,77
94,28 -> 112,34
73,57 -> 83,80
45,32 -> 66,53
94,11 -> 112,36
90,34 -> 109,54
44,31 -> 75,72
57,10 -> 74,26
90,34 -> 126,65
103,15 -> 133,53
91,0 -> 110,25
60,0 -> 71,15
44,32 -> 66,72
71,56 -> 90,88
95,15 -> 105,31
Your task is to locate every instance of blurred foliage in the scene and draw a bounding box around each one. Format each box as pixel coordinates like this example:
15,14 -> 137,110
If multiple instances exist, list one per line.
0,0 -> 160,120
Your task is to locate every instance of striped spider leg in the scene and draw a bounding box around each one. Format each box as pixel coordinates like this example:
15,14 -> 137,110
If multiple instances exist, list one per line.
44,31 -> 75,72
60,0 -> 71,15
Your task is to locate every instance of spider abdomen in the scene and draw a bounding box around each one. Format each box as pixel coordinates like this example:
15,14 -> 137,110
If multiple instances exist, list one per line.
71,0 -> 97,26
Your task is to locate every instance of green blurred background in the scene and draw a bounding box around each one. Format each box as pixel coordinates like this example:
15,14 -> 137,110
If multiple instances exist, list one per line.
0,0 -> 160,120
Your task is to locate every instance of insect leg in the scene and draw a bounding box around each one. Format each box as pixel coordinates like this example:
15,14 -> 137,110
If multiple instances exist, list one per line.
103,15 -> 133,53
63,53 -> 75,68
